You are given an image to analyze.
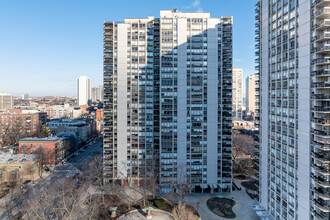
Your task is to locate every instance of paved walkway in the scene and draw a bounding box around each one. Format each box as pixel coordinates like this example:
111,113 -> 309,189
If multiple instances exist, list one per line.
186,189 -> 259,220
118,209 -> 176,220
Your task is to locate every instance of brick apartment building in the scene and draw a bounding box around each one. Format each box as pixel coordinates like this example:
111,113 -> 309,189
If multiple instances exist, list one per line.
19,137 -> 60,165
95,109 -> 103,133
0,110 -> 47,147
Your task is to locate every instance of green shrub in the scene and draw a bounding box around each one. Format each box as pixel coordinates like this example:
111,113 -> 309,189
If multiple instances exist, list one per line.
154,199 -> 167,209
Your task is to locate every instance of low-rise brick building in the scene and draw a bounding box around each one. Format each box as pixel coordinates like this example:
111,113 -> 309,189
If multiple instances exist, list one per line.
19,137 -> 61,165
95,109 -> 103,133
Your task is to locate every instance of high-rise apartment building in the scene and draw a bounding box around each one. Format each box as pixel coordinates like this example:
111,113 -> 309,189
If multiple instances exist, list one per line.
77,76 -> 92,106
0,93 -> 14,110
246,74 -> 257,114
22,93 -> 29,100
232,67 -> 243,119
256,0 -> 330,219
103,9 -> 233,193
92,84 -> 104,102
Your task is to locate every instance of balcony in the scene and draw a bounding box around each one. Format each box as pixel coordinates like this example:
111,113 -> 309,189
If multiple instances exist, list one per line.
104,31 -> 114,36
312,94 -> 330,100
314,118 -> 330,125
316,20 -> 330,31
314,152 -> 330,162
316,32 -> 330,42
314,69 -> 330,77
315,165 -> 330,176
316,45 -> 330,54
314,142 -> 330,151
315,176 -> 330,187
315,58 -> 330,65
223,27 -> 232,32
316,8 -> 330,19
314,210 -> 329,220
316,0 -> 330,8
312,82 -> 330,89
315,199 -> 330,213
315,191 -> 330,201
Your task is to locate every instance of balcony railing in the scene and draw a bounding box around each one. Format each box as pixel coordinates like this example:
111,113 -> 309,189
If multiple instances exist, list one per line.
316,20 -> 330,30
314,69 -> 330,77
312,82 -> 330,88
316,0 -> 330,8
312,94 -> 330,100
314,142 -> 330,151
313,129 -> 330,137
315,199 -> 330,213
316,45 -> 330,53
315,165 -> 330,176
315,176 -> 330,187
314,152 -> 330,162
315,58 -> 330,65
316,8 -> 330,19
316,32 -> 330,42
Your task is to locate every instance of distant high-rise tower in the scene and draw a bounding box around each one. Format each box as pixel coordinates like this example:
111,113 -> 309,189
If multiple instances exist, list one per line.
246,74 -> 256,114
77,76 -> 92,106
92,84 -> 103,102
256,0 -> 330,219
232,67 -> 243,119
22,93 -> 29,100
103,9 -> 233,193
0,94 -> 13,110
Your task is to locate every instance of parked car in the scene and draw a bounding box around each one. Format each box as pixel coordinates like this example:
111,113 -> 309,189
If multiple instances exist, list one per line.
22,180 -> 31,184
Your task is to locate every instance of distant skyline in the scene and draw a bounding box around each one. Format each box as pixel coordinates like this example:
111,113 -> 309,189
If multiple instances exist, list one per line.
0,0 -> 255,96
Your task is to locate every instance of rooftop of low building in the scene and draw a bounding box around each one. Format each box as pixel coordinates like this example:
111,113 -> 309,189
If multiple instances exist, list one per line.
0,153 -> 36,164
19,137 -> 60,142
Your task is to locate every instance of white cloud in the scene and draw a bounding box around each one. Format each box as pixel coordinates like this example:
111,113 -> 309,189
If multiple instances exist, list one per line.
185,0 -> 203,12
192,0 -> 200,7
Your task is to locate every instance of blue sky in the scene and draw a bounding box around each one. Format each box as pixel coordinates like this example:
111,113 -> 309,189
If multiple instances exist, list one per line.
0,0 -> 255,97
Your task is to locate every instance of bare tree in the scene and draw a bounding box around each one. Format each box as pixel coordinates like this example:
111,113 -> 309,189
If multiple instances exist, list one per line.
26,162 -> 36,183
87,154 -> 105,203
232,130 -> 257,176
10,116 -> 26,145
233,130 -> 256,154
25,177 -> 87,220
4,169 -> 21,219
147,154 -> 159,199
35,149 -> 46,178
173,164 -> 191,203
172,202 -> 198,220
0,119 -> 11,148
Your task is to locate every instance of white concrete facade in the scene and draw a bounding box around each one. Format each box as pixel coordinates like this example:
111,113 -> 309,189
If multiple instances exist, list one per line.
232,67 -> 243,119
77,76 -> 92,106
0,93 -> 13,110
257,0 -> 318,219
116,24 -> 128,179
246,74 -> 257,113
103,10 -> 233,193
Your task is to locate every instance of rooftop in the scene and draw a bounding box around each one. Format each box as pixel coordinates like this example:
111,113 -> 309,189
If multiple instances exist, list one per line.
0,153 -> 36,164
19,137 -> 60,142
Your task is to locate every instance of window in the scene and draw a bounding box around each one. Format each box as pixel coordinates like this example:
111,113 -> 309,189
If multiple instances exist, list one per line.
289,1 -> 295,10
